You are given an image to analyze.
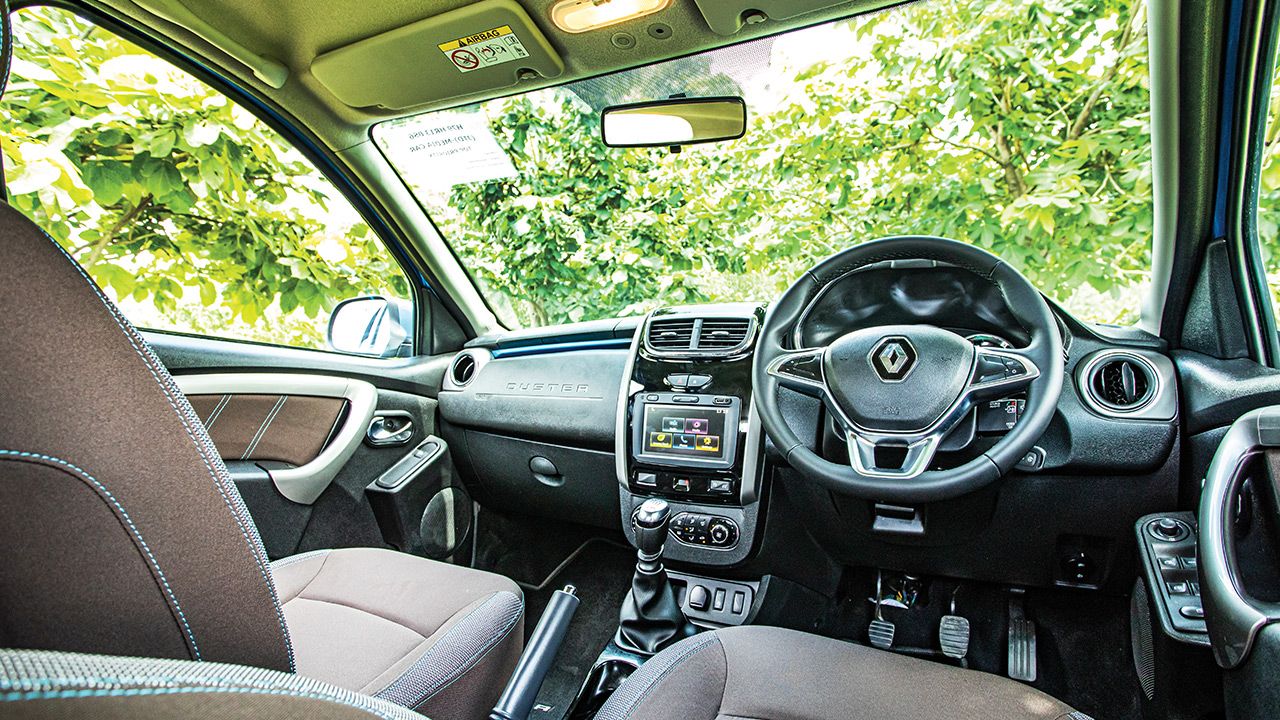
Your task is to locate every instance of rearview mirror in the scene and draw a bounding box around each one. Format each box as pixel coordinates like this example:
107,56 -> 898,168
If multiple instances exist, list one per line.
327,296 -> 412,358
601,96 -> 747,148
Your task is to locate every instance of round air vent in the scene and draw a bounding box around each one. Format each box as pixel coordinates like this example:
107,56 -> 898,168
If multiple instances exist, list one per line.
450,352 -> 477,387
1086,353 -> 1157,413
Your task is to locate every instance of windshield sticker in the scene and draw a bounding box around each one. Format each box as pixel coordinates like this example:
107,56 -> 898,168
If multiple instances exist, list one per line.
379,113 -> 516,190
438,26 -> 530,73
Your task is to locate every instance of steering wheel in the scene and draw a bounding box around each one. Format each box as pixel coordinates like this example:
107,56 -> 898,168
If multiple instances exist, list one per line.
752,236 -> 1064,503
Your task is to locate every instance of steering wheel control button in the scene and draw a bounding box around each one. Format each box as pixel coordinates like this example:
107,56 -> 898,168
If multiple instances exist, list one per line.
1166,581 -> 1190,596
1157,556 -> 1180,570
1149,517 -> 1190,542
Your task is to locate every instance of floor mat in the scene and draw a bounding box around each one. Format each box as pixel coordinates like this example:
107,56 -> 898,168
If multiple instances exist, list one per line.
522,539 -> 636,720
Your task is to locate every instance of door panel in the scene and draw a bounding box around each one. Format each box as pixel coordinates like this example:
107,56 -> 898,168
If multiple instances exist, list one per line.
149,332 -> 465,561
174,373 -> 377,505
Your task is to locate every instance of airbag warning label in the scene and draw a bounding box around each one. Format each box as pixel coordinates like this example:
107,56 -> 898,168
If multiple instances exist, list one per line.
438,25 -> 530,73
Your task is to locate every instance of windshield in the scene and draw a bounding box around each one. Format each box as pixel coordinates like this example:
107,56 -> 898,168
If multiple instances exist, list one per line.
375,0 -> 1152,328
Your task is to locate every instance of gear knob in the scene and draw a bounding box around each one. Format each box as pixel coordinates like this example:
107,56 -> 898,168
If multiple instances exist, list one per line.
632,498 -> 671,558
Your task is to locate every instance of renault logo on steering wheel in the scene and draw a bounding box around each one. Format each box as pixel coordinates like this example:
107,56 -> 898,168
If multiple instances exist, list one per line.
869,336 -> 917,382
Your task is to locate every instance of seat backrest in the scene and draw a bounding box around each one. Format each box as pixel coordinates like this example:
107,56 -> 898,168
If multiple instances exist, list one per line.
0,6 -> 292,671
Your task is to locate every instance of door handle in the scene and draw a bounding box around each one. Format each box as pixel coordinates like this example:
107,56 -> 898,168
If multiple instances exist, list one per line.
367,413 -> 414,447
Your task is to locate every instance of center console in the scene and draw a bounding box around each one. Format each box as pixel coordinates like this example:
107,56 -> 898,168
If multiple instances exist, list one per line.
614,304 -> 766,566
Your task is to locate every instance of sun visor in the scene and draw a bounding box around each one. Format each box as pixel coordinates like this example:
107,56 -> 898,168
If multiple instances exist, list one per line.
311,0 -> 564,110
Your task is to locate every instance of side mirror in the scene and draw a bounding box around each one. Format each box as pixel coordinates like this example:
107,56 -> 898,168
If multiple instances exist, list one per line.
327,296 -> 412,358
601,96 -> 747,148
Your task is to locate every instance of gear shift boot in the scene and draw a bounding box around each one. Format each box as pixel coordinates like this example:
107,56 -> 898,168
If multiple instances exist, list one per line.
615,498 -> 693,655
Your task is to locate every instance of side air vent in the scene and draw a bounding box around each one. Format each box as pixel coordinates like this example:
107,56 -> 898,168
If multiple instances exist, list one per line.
1085,352 -> 1157,413
646,318 -> 697,352
697,318 -> 752,350
450,352 -> 477,387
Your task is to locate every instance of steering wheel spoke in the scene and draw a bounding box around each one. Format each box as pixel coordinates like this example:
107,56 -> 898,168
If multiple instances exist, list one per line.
765,347 -> 827,397
845,430 -> 942,480
969,346 -> 1040,399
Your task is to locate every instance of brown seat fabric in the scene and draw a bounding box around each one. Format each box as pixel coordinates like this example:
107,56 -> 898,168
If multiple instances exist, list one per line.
273,548 -> 524,720
597,625 -> 1091,720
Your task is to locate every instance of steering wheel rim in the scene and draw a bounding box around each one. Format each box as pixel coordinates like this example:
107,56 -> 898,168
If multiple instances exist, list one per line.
752,236 -> 1064,503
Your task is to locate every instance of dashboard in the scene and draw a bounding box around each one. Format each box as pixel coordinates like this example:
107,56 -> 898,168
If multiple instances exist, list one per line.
440,263 -> 1183,588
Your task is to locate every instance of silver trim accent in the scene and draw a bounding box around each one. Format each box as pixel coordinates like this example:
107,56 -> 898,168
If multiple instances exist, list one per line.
869,336 -> 917,383
442,349 -> 492,392
767,345 -> 1039,480
174,373 -> 377,505
1076,349 -> 1176,420
615,328 -> 645,488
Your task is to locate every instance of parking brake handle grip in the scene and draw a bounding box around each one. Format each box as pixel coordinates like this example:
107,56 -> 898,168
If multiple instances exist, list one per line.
488,585 -> 580,720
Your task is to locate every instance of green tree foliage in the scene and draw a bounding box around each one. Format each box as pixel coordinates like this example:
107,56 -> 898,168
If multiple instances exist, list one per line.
434,0 -> 1154,327
1,7 -> 408,348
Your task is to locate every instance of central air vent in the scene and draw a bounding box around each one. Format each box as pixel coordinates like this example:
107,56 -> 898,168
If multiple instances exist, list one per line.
697,318 -> 751,350
1087,353 -> 1156,412
450,352 -> 477,387
644,315 -> 756,356
646,318 -> 697,352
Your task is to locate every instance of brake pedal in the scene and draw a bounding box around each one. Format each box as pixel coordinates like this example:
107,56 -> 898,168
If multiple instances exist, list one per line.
868,570 -> 895,650
1007,591 -> 1037,682
939,588 -> 970,660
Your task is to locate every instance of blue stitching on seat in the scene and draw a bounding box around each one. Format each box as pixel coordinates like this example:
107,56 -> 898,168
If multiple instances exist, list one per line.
16,214 -> 296,671
0,686 -> 402,720
0,450 -> 201,661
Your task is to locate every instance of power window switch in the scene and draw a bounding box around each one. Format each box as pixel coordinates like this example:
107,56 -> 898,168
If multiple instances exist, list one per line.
1179,606 -> 1205,619
1181,556 -> 1198,570
713,588 -> 726,612
1166,581 -> 1190,596
731,591 -> 746,615
1157,557 -> 1179,570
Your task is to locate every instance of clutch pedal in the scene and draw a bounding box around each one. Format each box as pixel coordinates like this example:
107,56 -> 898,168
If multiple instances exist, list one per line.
1007,591 -> 1037,682
868,570 -> 895,650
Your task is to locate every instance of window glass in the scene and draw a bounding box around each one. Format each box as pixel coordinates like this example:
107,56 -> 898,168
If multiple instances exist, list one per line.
1,6 -> 411,351
1258,48 -> 1280,319
376,0 -> 1152,328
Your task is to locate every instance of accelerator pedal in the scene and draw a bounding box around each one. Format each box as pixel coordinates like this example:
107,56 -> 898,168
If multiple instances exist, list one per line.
1007,591 -> 1037,682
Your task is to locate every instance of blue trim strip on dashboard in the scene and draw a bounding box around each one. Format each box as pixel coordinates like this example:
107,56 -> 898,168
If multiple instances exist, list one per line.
489,338 -> 633,358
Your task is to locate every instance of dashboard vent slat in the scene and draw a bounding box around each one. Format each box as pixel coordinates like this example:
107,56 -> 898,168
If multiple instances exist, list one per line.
1086,354 -> 1155,412
643,314 -> 756,357
646,318 -> 697,351
697,319 -> 751,349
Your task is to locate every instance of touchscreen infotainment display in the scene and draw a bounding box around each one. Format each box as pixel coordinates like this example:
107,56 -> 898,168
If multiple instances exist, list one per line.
640,404 -> 730,460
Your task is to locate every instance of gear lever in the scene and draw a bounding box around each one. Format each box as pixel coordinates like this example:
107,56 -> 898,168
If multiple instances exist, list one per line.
614,498 -> 693,655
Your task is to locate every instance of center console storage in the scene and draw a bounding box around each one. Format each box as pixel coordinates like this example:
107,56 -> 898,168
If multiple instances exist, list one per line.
615,305 -> 767,566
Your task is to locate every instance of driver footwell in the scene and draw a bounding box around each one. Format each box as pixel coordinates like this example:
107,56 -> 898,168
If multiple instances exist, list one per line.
824,571 -> 1144,720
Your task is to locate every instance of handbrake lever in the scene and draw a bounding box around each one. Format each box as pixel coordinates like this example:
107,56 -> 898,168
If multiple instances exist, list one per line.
488,585 -> 580,720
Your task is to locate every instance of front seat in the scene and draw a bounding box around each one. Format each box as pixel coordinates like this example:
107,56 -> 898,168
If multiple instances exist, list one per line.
0,16 -> 521,720
598,626 -> 1092,720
